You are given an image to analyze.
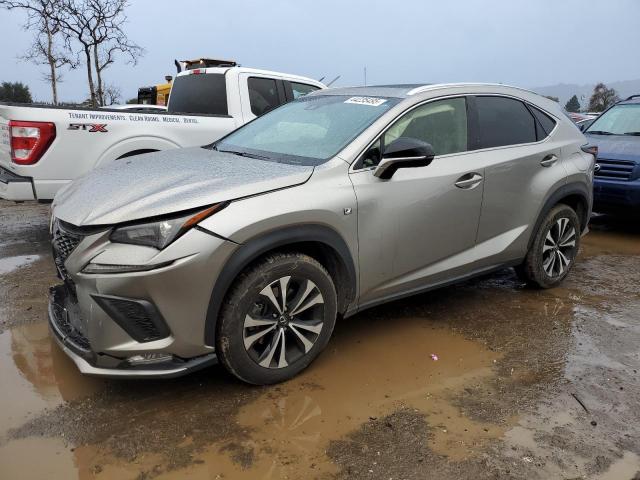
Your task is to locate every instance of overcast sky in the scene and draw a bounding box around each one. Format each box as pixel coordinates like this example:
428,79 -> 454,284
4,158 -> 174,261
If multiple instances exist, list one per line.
1,0 -> 639,102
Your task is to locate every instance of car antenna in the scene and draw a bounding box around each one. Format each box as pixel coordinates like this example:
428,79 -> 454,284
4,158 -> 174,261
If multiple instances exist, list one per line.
318,76 -> 326,82
326,75 -> 341,87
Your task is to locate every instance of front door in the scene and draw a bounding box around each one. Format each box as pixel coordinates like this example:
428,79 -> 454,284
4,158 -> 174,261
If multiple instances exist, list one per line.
350,96 -> 485,306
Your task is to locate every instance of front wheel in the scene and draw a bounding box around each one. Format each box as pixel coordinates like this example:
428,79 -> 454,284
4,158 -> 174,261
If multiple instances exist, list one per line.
216,253 -> 337,385
517,204 -> 581,288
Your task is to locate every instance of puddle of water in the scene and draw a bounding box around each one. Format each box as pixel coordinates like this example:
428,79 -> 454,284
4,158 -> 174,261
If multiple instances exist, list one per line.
0,254 -> 41,275
0,437 -> 77,480
0,317 -> 503,479
154,319 -> 502,479
0,322 -> 105,433
582,228 -> 640,257
596,451 -> 640,480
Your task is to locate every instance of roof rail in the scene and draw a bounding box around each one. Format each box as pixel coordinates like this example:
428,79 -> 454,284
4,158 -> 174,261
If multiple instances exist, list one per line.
625,94 -> 640,101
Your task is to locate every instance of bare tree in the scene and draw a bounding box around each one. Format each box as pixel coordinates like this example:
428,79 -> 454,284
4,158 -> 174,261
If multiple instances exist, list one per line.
54,0 -> 142,106
102,83 -> 120,105
0,0 -> 74,104
588,83 -> 620,113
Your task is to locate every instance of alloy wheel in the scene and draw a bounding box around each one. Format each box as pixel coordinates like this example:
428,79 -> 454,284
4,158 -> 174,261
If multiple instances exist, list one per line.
243,276 -> 325,369
542,217 -> 577,278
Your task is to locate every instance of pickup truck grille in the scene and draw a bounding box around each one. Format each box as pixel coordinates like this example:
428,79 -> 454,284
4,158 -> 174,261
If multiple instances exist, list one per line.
594,158 -> 637,181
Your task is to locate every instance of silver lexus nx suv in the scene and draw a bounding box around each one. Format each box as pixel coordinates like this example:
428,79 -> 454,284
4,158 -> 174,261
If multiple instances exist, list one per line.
49,84 -> 595,384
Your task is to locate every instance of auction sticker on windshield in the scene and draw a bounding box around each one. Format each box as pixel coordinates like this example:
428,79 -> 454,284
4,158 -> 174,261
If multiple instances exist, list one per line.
344,97 -> 387,107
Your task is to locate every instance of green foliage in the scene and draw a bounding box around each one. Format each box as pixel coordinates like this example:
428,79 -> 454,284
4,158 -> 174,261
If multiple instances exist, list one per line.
0,81 -> 33,103
565,95 -> 581,113
588,83 -> 620,112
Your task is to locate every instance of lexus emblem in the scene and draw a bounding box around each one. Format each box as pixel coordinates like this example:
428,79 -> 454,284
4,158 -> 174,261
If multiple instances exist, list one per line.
594,163 -> 601,172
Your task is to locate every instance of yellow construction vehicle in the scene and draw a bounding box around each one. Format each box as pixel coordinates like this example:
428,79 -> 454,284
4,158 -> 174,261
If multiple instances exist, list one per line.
137,75 -> 173,106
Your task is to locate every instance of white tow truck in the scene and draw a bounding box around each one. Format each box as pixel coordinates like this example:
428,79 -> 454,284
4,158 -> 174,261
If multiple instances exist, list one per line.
0,59 -> 324,201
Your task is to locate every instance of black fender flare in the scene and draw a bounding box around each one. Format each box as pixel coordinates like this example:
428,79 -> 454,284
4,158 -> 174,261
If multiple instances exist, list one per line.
527,182 -> 591,251
204,224 -> 357,346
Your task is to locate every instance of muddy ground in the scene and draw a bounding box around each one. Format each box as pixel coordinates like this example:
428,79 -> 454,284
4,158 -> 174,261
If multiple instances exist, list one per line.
0,199 -> 639,480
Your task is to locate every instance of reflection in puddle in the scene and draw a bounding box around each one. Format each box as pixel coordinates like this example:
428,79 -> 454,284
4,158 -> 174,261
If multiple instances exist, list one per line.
141,321 -> 501,479
0,317 -> 503,480
0,322 -> 105,432
0,254 -> 40,274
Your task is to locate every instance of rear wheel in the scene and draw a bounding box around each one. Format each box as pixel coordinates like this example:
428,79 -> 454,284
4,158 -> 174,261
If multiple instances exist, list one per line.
216,253 -> 337,385
517,204 -> 580,288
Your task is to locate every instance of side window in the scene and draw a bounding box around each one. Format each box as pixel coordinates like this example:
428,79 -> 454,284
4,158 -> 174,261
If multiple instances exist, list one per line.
476,96 -> 537,148
529,105 -> 557,139
385,97 -> 467,156
248,77 -> 281,116
291,82 -> 319,99
359,97 -> 467,168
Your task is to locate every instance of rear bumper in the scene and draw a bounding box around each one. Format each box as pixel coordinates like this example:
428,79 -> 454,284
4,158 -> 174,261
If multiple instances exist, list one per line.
0,166 -> 35,201
48,284 -> 218,378
593,178 -> 640,211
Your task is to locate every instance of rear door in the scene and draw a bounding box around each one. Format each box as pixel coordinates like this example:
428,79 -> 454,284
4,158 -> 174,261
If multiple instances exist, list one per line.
471,95 -> 565,258
350,96 -> 485,305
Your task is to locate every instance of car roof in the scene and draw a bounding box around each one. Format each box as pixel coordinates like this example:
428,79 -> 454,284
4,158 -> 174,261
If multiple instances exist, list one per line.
309,83 -> 543,99
175,66 -> 326,88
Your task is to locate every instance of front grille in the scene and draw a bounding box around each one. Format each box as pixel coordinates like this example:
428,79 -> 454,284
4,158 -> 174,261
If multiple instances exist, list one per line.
594,159 -> 637,181
51,220 -> 85,280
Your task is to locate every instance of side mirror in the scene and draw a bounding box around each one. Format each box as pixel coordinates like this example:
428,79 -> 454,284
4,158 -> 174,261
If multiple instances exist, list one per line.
373,137 -> 435,180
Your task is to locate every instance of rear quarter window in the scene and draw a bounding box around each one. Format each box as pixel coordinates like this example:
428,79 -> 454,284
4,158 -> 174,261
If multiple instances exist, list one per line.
167,73 -> 228,115
529,105 -> 557,138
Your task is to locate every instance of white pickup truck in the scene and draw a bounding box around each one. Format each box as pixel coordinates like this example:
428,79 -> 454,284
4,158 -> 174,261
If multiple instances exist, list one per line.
0,61 -> 324,201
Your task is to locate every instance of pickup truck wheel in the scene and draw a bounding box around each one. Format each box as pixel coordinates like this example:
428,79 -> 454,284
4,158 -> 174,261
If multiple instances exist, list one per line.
517,204 -> 580,288
216,253 -> 337,385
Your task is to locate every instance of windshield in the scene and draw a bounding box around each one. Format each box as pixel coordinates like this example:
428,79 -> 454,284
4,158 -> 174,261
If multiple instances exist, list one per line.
214,95 -> 400,165
586,104 -> 640,135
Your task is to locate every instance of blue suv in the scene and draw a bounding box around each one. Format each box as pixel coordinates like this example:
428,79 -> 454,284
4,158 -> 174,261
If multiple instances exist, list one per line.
584,95 -> 640,214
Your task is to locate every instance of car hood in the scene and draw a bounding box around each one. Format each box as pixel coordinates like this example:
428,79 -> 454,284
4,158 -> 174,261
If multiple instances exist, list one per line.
53,147 -> 314,226
585,134 -> 640,163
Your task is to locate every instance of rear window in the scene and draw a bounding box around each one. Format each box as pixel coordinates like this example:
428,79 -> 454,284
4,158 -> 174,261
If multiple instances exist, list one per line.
476,96 -> 537,148
167,73 -> 228,115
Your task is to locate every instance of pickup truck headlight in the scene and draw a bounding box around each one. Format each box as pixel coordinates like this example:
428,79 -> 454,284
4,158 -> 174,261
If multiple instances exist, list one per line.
109,203 -> 225,250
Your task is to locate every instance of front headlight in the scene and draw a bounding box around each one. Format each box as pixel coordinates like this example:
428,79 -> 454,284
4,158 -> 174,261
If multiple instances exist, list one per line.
109,203 -> 226,250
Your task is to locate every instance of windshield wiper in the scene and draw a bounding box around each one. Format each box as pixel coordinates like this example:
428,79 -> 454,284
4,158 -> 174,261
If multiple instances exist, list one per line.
217,149 -> 270,160
623,132 -> 640,136
586,130 -> 615,135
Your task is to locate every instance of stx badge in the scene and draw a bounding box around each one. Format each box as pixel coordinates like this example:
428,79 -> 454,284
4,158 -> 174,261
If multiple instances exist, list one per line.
68,123 -> 108,132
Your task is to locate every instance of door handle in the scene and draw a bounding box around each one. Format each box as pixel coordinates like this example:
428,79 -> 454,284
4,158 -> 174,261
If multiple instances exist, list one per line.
540,154 -> 558,167
455,173 -> 483,189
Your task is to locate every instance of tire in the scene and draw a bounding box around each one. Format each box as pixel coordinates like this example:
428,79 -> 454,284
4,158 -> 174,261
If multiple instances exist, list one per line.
517,204 -> 581,289
216,253 -> 337,385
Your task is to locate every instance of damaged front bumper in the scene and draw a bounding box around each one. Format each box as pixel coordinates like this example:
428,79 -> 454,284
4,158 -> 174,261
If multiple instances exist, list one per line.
48,284 -> 217,378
